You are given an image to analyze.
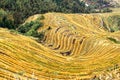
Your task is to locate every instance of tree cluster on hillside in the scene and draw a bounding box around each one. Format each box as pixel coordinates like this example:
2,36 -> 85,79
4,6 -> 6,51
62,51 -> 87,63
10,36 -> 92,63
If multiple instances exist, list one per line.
0,9 -> 15,29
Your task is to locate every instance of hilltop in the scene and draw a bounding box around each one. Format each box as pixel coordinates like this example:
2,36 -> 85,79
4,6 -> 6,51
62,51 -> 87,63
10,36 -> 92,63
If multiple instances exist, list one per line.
0,12 -> 120,79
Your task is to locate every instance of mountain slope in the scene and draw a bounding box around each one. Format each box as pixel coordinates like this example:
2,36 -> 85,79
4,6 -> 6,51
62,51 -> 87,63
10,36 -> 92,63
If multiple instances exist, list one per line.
0,13 -> 120,79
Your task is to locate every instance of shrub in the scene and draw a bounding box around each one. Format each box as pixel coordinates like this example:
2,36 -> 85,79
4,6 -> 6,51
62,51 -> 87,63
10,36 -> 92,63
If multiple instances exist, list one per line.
36,32 -> 45,41
31,21 -> 43,30
18,21 -> 43,33
17,20 -> 44,40
17,24 -> 31,33
0,16 -> 15,29
102,8 -> 112,13
107,37 -> 120,44
25,29 -> 38,36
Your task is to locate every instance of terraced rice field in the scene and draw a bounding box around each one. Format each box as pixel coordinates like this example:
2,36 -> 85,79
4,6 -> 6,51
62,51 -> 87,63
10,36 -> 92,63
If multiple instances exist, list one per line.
0,13 -> 120,80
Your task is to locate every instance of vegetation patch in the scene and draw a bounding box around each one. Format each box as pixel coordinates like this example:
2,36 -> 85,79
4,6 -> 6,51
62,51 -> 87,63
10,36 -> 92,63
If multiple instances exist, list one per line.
102,8 -> 112,13
102,15 -> 120,32
0,9 -> 16,29
107,37 -> 120,44
17,18 -> 45,41
0,9 -> 46,42
107,15 -> 120,32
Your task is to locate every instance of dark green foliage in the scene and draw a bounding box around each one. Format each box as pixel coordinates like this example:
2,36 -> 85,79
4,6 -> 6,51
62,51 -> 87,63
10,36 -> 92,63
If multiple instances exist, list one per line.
35,32 -> 45,41
10,29 -> 19,34
18,21 -> 42,35
0,9 -> 16,29
107,37 -> 120,44
18,22 -> 33,33
13,12 -> 23,25
102,8 -> 112,13
54,0 -> 86,13
17,19 -> 44,41
25,29 -> 38,36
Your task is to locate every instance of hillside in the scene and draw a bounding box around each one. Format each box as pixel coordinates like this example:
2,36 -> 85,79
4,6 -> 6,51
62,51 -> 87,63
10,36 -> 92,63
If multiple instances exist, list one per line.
82,0 -> 120,7
1,13 -> 120,79
111,0 -> 120,5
